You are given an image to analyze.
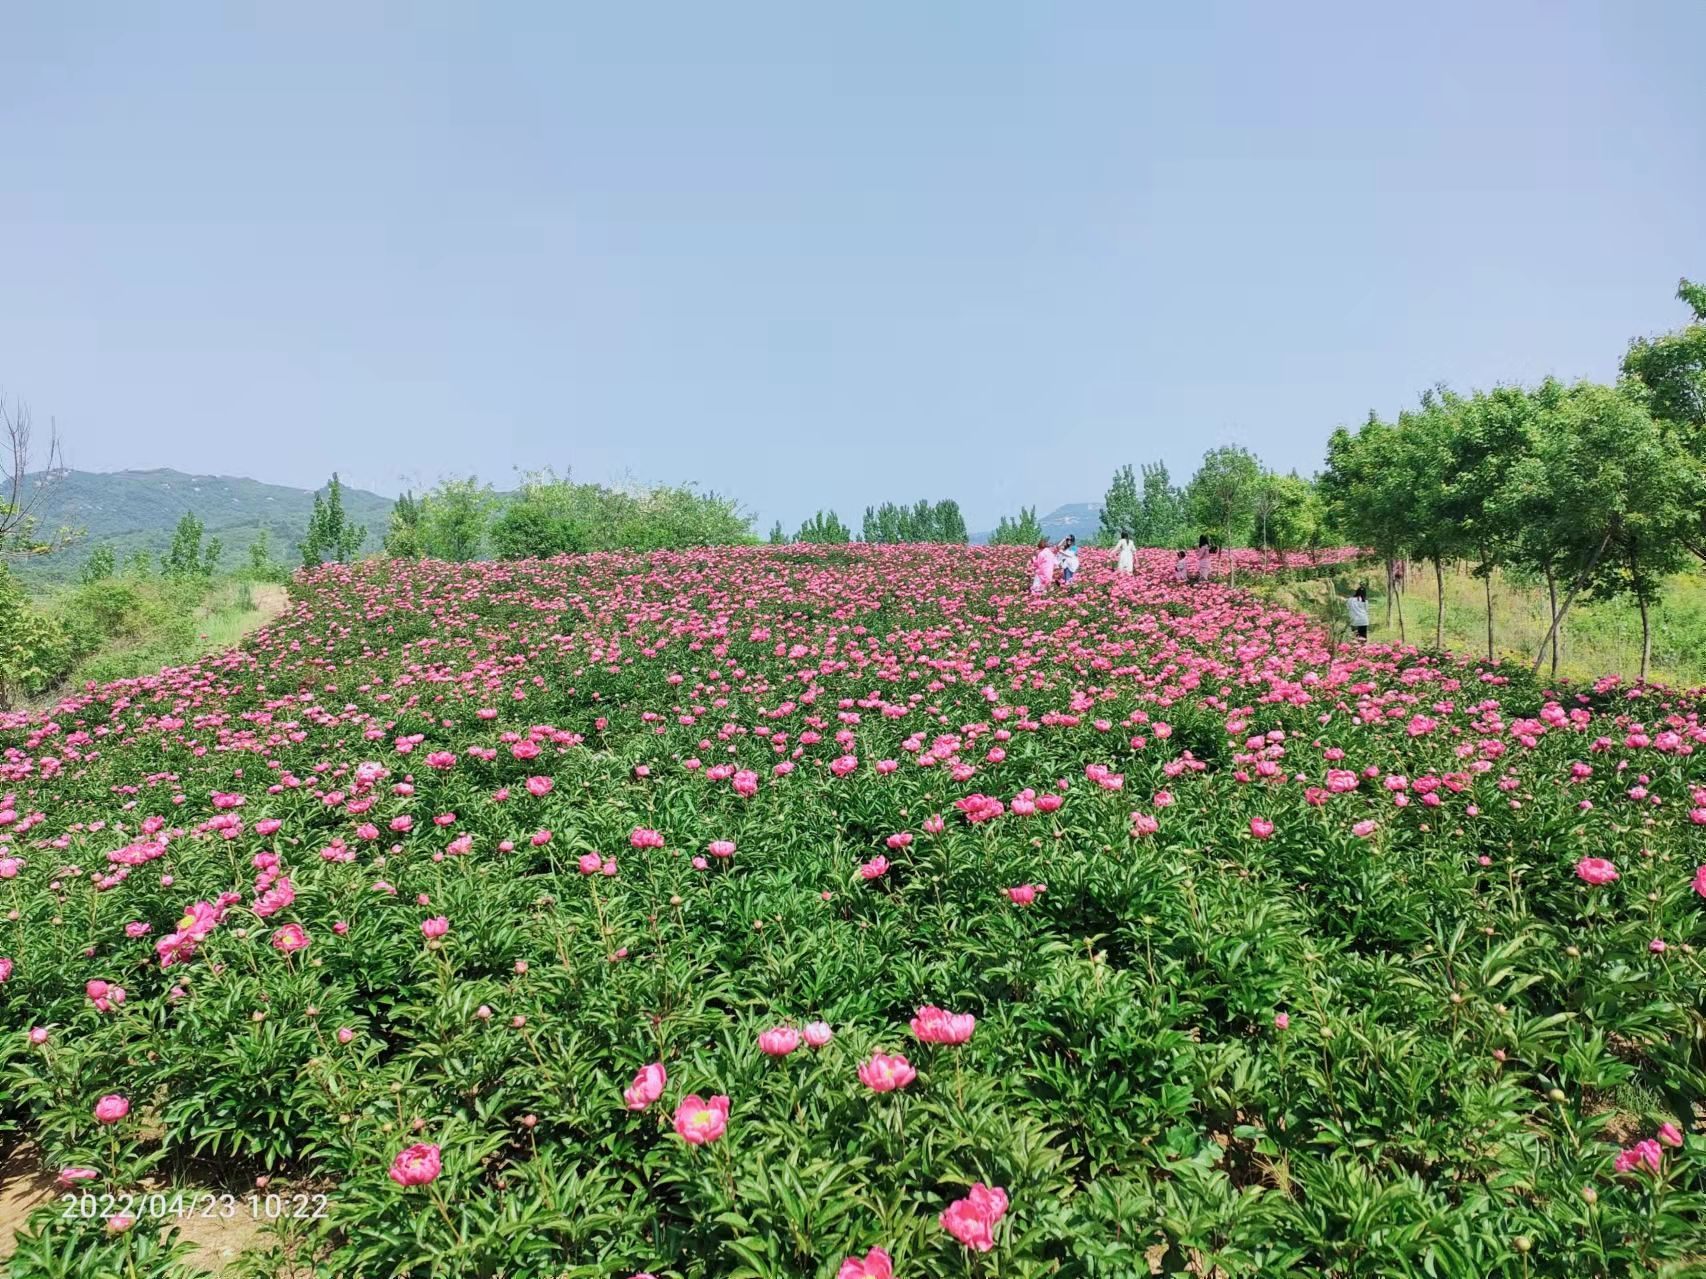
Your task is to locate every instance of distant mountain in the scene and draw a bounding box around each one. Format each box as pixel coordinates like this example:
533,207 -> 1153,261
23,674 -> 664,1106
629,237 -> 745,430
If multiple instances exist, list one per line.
12,468 -> 393,584
971,501 -> 1101,545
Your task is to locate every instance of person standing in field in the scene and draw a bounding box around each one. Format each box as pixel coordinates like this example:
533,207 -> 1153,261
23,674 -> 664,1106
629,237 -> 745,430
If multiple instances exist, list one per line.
1058,535 -> 1079,585
1345,586 -> 1370,640
1029,537 -> 1057,595
1114,529 -> 1136,576
1194,536 -> 1210,582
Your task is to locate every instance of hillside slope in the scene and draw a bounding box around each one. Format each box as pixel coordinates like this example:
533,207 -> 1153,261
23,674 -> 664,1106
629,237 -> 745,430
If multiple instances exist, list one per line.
15,469 -> 392,582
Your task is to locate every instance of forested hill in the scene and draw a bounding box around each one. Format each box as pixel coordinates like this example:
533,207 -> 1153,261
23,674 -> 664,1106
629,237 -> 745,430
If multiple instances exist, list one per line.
13,469 -> 392,583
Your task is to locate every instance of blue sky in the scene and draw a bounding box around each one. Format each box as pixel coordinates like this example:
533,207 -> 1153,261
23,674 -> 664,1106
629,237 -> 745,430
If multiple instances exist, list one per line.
2,2 -> 1701,534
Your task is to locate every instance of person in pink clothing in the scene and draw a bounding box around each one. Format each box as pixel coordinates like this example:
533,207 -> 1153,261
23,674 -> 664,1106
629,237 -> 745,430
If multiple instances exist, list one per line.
1029,538 -> 1057,595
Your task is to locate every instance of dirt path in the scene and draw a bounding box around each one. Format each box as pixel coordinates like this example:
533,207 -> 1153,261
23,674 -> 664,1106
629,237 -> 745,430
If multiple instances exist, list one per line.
0,1141 -> 280,1274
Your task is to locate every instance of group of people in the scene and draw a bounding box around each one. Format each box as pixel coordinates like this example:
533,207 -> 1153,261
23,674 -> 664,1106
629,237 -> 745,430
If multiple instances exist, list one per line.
1025,535 -> 1375,643
1028,532 -> 1223,594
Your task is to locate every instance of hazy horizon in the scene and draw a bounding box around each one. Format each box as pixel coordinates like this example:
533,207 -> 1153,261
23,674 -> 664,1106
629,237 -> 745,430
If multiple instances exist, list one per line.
4,2 -> 1702,533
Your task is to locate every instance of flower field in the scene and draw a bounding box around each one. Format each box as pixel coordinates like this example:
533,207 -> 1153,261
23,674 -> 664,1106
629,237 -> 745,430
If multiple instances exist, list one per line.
1,544 -> 1703,1278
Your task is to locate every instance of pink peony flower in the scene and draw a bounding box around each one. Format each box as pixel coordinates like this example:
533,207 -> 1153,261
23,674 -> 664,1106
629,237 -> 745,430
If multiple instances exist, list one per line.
1005,884 -> 1042,905
624,1062 -> 666,1110
420,916 -> 450,939
940,1182 -> 1009,1252
837,1247 -> 894,1279
911,1005 -> 975,1045
1273,1012 -> 1289,1030
93,1094 -> 130,1124
388,1142 -> 442,1187
803,1021 -> 833,1047
707,839 -> 736,859
1575,857 -> 1618,885
858,855 -> 889,880
758,1026 -> 801,1057
270,924 -> 310,954
857,1052 -> 916,1092
1249,817 -> 1275,840
672,1094 -> 730,1145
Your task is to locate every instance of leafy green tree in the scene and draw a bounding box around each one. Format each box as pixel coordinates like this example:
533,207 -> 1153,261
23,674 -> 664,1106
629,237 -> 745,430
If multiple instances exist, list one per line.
1098,465 -> 1140,546
862,499 -> 969,544
1322,415 -> 1414,635
80,545 -> 116,585
300,473 -> 367,567
1621,279 -> 1706,563
417,478 -> 496,562
795,510 -> 852,544
123,548 -> 153,579
162,512 -> 214,579
384,492 -> 423,558
1185,446 -> 1262,582
488,473 -> 591,559
0,564 -> 70,706
1507,383 -> 1702,681
767,521 -> 787,545
1443,387 -> 1539,660
245,530 -> 284,582
1138,462 -> 1184,546
1262,472 -> 1325,560
989,506 -> 1044,546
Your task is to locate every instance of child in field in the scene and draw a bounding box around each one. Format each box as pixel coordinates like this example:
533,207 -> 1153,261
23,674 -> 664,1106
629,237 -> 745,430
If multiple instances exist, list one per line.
1193,537 -> 1210,582
1114,530 -> 1136,576
1173,550 -> 1188,583
1058,535 -> 1079,585
1029,538 -> 1057,595
1345,586 -> 1369,640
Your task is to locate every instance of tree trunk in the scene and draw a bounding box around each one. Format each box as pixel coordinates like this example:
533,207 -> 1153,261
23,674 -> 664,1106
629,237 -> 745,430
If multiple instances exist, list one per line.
1530,531 -> 1611,677
1481,557 -> 1494,663
1637,590 -> 1651,683
1394,570 -> 1406,644
1544,566 -> 1559,680
1384,558 -> 1394,626
1432,557 -> 1445,650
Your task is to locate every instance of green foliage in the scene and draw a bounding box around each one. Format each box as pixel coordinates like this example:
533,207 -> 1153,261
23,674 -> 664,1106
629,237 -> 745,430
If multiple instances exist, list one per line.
384,491 -> 424,558
1138,461 -> 1186,546
1097,464 -> 1140,545
243,529 -> 286,583
860,500 -> 967,544
300,473 -> 368,567
988,505 -> 1044,546
160,512 -> 220,580
489,474 -> 589,560
415,477 -> 497,562
1185,446 -> 1262,550
767,520 -> 787,545
0,563 -> 72,705
794,510 -> 852,544
79,544 -> 116,585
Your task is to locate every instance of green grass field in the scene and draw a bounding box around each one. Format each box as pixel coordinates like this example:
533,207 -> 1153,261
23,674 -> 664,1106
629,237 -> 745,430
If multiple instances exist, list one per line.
1263,561 -> 1706,689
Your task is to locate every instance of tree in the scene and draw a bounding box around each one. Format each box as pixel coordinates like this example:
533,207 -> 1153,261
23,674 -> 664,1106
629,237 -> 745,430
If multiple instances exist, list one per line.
1185,446 -> 1262,583
416,478 -> 495,562
300,473 -> 367,567
1098,465 -> 1140,545
1322,416 -> 1412,636
860,499 -> 967,544
80,545 -> 116,584
767,521 -> 787,545
1443,387 -> 1539,661
1395,389 -> 1464,650
246,530 -> 283,581
989,506 -> 1044,546
1263,472 -> 1325,560
1621,279 -> 1706,563
384,492 -> 423,558
795,510 -> 852,544
1508,383 -> 1702,681
489,473 -> 589,560
162,512 -> 217,579
1138,463 -> 1184,546
0,394 -> 79,558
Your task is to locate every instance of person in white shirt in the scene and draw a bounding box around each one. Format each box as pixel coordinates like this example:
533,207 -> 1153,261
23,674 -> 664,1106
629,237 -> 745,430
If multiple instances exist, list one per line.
1172,550 -> 1188,583
1058,535 -> 1079,584
1114,530 -> 1136,575
1345,586 -> 1370,640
